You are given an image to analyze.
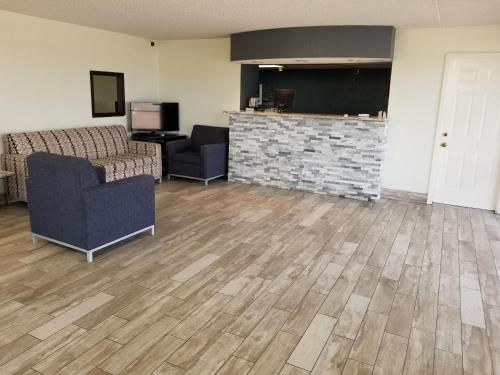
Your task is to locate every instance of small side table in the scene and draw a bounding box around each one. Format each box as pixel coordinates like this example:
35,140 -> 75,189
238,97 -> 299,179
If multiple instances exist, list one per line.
0,170 -> 14,205
130,133 -> 188,177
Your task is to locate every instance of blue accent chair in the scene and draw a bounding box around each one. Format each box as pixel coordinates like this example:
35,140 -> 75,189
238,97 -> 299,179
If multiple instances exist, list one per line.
167,125 -> 229,185
26,152 -> 155,262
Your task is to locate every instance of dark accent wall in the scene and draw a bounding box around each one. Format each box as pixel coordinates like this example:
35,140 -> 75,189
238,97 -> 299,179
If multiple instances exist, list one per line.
231,26 -> 395,62
259,68 -> 392,116
240,64 -> 259,110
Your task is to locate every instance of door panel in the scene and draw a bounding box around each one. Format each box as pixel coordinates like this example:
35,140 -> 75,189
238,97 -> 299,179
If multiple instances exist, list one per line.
458,68 -> 478,83
432,54 -> 500,210
451,92 -> 473,139
480,94 -> 500,141
474,155 -> 494,190
443,152 -> 464,189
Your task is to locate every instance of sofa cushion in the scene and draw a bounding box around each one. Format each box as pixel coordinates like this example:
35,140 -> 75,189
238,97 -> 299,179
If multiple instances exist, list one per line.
5,125 -> 128,159
90,154 -> 156,182
172,151 -> 201,165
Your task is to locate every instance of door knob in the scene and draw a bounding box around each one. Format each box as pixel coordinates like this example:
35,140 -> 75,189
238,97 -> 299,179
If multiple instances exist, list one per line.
440,142 -> 447,148
442,132 -> 448,136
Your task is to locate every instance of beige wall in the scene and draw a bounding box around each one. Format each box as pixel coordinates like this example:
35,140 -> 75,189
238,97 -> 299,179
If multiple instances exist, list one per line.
0,10 -> 159,155
385,25 -> 500,193
157,38 -> 240,136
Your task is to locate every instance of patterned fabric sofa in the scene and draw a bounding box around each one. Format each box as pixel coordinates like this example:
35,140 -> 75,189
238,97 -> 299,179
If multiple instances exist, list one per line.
1,125 -> 161,202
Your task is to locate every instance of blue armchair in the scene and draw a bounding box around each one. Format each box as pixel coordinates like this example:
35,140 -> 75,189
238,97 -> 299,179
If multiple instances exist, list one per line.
167,125 -> 229,185
26,152 -> 155,262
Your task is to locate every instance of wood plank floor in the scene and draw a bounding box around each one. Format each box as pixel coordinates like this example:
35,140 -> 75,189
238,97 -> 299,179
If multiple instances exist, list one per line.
0,180 -> 499,375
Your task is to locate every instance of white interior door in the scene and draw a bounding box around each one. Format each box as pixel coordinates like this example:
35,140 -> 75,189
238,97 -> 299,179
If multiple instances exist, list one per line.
429,53 -> 500,210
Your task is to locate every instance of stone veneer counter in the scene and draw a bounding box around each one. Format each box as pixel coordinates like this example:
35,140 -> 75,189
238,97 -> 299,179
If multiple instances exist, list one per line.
227,111 -> 388,200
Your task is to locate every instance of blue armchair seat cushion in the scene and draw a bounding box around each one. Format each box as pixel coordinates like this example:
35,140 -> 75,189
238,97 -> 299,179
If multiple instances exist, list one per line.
172,151 -> 200,165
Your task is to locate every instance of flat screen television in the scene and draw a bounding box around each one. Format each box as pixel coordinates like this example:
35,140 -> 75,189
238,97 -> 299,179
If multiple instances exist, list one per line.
160,102 -> 179,132
131,102 -> 179,132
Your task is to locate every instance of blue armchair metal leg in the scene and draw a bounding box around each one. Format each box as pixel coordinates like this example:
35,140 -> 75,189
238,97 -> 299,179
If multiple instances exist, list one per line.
167,174 -> 225,185
31,225 -> 154,263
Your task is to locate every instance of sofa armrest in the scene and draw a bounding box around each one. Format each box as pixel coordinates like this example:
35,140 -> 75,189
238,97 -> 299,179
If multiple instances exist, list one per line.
128,140 -> 161,158
200,143 -> 228,178
1,153 -> 29,201
82,175 -> 155,249
2,153 -> 27,174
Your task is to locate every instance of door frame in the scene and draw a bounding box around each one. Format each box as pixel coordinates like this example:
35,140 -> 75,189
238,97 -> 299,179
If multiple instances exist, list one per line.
497,187 -> 500,214
427,52 -> 500,209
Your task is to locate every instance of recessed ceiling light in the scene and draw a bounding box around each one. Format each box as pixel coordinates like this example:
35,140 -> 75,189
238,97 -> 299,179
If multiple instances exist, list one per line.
294,59 -> 308,63
259,64 -> 284,69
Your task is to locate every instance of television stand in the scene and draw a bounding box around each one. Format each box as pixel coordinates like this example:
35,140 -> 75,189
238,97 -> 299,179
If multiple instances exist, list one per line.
131,132 -> 187,176
132,131 -> 184,140
148,131 -> 165,137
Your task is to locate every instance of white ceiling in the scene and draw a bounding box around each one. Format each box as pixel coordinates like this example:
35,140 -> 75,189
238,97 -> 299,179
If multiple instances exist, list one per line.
0,0 -> 499,40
